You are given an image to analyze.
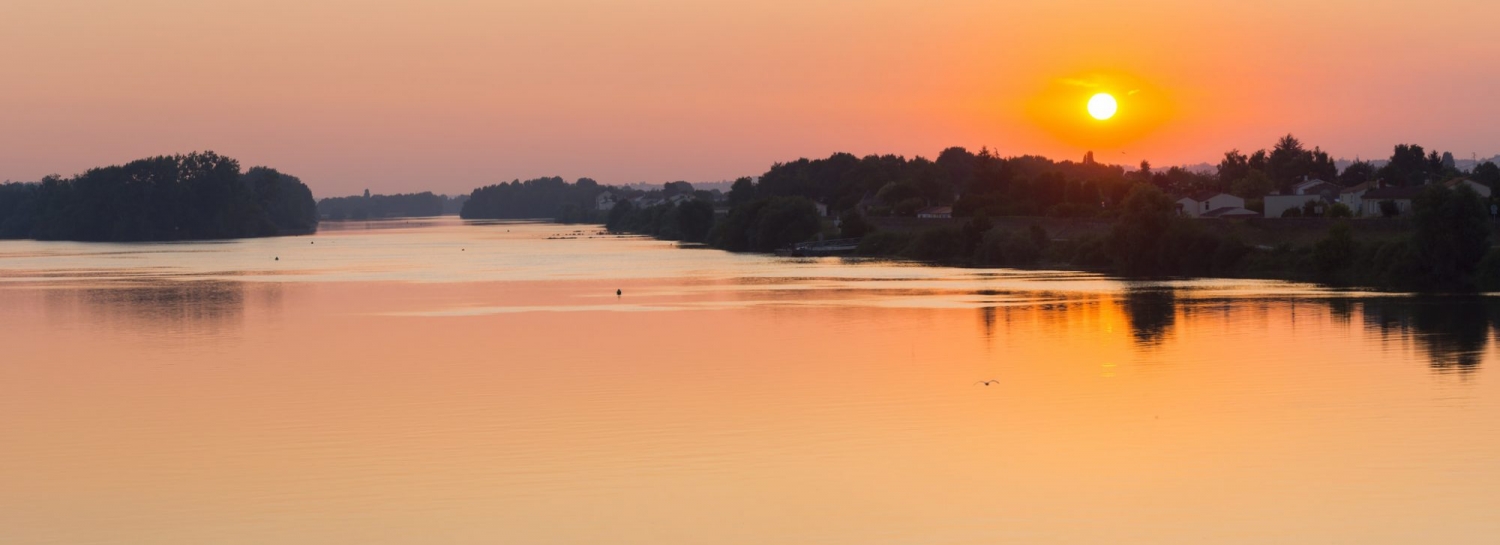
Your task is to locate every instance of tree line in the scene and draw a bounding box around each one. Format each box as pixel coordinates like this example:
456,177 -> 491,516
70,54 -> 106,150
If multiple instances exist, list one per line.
844,182 -> 1496,292
459,177 -> 609,222
0,152 -> 317,241
439,135 -> 1500,292
602,137 -> 1499,292
318,191 -> 464,220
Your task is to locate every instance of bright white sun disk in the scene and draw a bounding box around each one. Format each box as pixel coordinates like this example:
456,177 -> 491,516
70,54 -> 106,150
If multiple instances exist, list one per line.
1087,93 -> 1118,120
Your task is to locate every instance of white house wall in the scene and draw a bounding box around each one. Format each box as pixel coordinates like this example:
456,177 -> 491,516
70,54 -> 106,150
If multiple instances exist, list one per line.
1264,195 -> 1319,218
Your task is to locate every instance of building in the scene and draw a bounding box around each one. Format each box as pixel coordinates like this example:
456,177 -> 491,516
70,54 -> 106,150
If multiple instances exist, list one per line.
1338,182 -> 1375,215
1264,194 -> 1329,218
1290,178 -> 1340,196
1176,192 -> 1244,218
916,206 -> 952,219
814,202 -> 829,217
1264,178 -> 1344,217
631,196 -> 666,208
595,192 -> 617,211
1443,178 -> 1492,198
1202,207 -> 1260,219
1360,186 -> 1425,217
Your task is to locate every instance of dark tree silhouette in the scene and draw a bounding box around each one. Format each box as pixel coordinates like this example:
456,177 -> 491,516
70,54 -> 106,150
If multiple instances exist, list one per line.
0,152 -> 317,241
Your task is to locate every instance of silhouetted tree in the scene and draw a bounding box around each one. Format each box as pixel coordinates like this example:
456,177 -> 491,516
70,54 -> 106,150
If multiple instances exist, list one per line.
727,177 -> 756,207
676,199 -> 715,243
1110,184 -> 1176,275
1338,161 -> 1377,186
1471,162 -> 1500,193
838,209 -> 873,239
1406,185 -> 1490,291
460,177 -> 607,220
0,152 -> 316,241
318,191 -> 445,220
1379,144 -> 1435,187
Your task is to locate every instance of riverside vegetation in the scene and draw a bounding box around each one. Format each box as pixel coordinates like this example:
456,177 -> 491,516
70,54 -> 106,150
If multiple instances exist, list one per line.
6,139 -> 1497,292
0,152 -> 317,241
456,137 -> 1500,293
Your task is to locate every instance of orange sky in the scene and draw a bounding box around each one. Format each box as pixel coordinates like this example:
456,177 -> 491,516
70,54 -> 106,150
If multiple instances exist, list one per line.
2,0 -> 1497,196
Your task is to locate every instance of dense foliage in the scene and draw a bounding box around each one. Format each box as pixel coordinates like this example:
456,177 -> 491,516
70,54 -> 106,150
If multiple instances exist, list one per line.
1304,184 -> 1494,292
739,148 -> 1139,219
0,152 -> 316,241
844,183 -> 1496,293
606,199 -> 713,243
709,197 -> 822,252
460,177 -> 609,220
477,136 -> 1500,293
318,191 -> 459,220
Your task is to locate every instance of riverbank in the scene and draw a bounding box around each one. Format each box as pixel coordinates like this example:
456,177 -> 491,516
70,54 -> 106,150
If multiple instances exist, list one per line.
868,216 -> 1478,248
608,185 -> 1500,293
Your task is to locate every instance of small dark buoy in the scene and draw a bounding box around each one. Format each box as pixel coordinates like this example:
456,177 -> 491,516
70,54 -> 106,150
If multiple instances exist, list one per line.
616,289 -> 622,297
275,257 -> 279,261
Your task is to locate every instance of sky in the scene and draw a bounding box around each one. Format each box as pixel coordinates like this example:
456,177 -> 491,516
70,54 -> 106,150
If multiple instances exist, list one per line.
2,0 -> 1498,197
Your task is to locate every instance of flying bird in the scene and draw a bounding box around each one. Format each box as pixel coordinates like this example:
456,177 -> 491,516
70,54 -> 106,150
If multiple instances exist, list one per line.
974,379 -> 1000,386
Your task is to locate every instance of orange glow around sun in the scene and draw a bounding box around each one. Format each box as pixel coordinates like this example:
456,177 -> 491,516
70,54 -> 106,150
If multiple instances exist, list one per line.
1025,70 -> 1174,153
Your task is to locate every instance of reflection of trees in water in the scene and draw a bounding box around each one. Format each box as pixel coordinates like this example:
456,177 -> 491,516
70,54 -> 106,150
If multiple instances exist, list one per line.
979,306 -> 996,338
1360,298 -> 1500,374
1327,298 -> 1355,324
57,281 -> 250,335
1121,288 -> 1176,346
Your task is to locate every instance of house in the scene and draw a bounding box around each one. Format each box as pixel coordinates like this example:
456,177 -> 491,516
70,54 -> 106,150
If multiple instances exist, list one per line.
1443,178 -> 1492,198
1176,192 -> 1244,218
631,196 -> 666,208
595,192 -> 617,211
1360,186 -> 1425,217
1263,177 -> 1346,217
1290,178 -> 1340,196
916,206 -> 952,219
1338,182 -> 1375,215
1264,194 -> 1331,218
814,202 -> 829,217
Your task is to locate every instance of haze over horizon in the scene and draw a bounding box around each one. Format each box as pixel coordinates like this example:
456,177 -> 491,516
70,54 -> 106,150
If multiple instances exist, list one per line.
3,0 -> 1498,196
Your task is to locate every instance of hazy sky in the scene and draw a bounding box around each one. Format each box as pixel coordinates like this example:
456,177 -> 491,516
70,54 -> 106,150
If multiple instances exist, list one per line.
2,0 -> 1497,196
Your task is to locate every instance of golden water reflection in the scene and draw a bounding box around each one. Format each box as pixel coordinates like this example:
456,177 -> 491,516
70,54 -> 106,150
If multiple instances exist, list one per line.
1,219 -> 1498,544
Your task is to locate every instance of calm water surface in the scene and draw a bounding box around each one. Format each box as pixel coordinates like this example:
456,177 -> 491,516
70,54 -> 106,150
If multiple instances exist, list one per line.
2,218 -> 1498,544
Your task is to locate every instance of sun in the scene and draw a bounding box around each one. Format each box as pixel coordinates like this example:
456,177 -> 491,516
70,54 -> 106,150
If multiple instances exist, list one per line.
1087,93 -> 1118,120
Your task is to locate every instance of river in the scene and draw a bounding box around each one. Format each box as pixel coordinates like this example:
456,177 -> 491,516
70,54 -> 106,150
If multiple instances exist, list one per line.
2,217 -> 1497,544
